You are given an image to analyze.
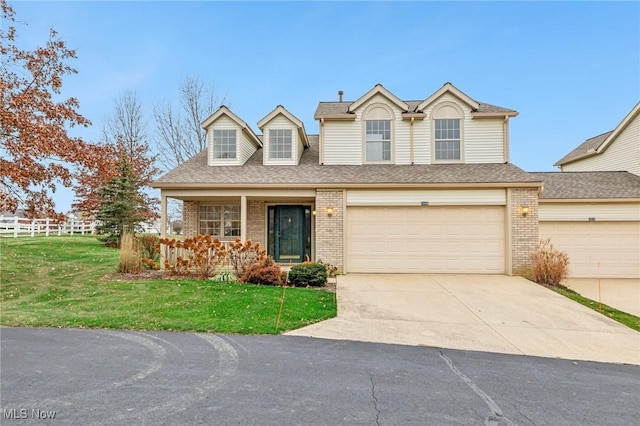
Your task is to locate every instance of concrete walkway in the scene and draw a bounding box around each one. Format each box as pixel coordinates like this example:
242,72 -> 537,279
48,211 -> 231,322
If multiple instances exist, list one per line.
564,278 -> 640,317
286,274 -> 640,365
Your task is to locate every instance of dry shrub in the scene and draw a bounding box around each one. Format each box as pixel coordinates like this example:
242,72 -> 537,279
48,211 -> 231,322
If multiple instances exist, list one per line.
531,239 -> 569,286
240,257 -> 283,286
228,238 -> 266,276
160,235 -> 227,278
119,232 -> 142,273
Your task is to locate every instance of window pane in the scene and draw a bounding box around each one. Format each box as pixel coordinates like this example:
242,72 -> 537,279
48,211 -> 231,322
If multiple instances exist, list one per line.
434,119 -> 461,161
269,129 -> 293,159
365,120 -> 391,162
199,204 -> 239,236
213,129 -> 237,159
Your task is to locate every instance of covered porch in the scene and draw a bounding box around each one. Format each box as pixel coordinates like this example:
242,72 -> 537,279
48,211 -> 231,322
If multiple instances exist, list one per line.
160,189 -> 317,264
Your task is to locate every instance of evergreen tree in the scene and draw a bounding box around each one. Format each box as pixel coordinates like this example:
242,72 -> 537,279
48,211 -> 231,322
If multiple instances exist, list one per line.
95,153 -> 148,247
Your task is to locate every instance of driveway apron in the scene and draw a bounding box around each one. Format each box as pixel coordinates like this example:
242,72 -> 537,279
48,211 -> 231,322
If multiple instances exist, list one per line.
286,274 -> 640,365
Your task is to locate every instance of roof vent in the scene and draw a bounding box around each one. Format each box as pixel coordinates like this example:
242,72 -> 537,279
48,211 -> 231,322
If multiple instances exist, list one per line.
338,90 -> 344,102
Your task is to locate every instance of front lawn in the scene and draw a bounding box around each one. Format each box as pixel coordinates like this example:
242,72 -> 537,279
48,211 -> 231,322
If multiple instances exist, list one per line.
0,236 -> 336,334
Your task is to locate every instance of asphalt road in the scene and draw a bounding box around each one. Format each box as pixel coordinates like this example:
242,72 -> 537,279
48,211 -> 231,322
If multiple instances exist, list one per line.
1,327 -> 638,425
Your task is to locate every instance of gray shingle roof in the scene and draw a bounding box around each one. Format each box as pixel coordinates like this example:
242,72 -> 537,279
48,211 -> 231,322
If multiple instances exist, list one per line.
554,131 -> 612,166
314,100 -> 515,117
531,171 -> 640,199
154,136 -> 539,188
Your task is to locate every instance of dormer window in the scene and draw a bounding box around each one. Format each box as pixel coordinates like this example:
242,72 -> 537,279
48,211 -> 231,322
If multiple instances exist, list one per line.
435,119 -> 460,161
213,129 -> 237,159
269,129 -> 293,159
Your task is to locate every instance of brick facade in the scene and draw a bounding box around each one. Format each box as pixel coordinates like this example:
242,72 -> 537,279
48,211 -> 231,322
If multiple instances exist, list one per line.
509,188 -> 539,276
315,190 -> 344,273
182,201 -> 199,238
247,200 -> 265,244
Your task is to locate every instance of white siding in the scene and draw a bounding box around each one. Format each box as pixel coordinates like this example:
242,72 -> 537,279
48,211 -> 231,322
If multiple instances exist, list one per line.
207,115 -> 249,166
538,202 -> 640,221
346,189 -> 506,206
322,120 -> 363,165
262,114 -> 300,166
465,118 -> 505,163
240,132 -> 256,164
562,113 -> 640,175
321,91 -> 508,166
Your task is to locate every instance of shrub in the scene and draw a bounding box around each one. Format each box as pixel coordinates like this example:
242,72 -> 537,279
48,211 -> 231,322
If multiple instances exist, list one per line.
531,239 -> 570,286
139,235 -> 161,261
317,259 -> 338,278
160,234 -> 227,278
118,232 -> 142,273
288,262 -> 328,287
241,257 -> 283,286
212,271 -> 238,283
228,238 -> 266,276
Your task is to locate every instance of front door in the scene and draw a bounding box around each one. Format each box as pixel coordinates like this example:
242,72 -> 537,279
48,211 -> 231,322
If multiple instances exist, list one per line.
268,205 -> 311,263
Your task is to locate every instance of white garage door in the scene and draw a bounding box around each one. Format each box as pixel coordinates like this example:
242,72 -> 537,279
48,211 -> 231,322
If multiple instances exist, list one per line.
540,221 -> 640,278
347,206 -> 505,273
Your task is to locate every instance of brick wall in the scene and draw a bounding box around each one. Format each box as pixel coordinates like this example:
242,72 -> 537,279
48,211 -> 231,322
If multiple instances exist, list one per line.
315,190 -> 344,273
247,200 -> 265,245
182,201 -> 199,237
510,188 -> 539,276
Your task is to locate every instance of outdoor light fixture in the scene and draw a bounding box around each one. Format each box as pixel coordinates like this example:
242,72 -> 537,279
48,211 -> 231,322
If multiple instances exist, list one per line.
325,207 -> 335,217
520,206 -> 529,217
312,210 -> 317,216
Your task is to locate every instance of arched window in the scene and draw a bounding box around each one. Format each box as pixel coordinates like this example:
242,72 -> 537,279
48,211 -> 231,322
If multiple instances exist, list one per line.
432,103 -> 463,162
364,105 -> 393,162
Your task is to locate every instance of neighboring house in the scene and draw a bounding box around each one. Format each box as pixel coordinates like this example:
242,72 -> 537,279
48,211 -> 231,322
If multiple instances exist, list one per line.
153,83 -> 543,275
532,102 -> 640,279
531,172 -> 640,278
555,102 -> 640,176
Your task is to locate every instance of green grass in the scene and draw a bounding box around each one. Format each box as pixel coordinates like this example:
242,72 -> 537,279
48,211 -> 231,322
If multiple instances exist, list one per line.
552,287 -> 640,332
0,236 -> 336,334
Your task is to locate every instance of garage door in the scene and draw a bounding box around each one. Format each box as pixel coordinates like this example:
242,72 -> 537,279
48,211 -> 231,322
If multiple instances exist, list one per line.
347,206 -> 505,273
540,221 -> 640,278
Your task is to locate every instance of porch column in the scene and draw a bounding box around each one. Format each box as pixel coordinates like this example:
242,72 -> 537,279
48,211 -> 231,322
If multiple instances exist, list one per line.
160,193 -> 167,238
240,195 -> 247,241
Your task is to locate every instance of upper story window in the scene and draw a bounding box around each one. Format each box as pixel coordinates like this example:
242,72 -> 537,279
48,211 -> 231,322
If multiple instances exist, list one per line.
435,119 -> 460,161
366,120 -> 391,161
364,105 -> 393,163
213,129 -> 236,159
432,103 -> 463,162
269,129 -> 293,159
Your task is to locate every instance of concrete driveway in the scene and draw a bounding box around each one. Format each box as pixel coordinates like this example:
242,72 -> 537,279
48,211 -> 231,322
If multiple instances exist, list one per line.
564,278 -> 640,317
286,274 -> 640,365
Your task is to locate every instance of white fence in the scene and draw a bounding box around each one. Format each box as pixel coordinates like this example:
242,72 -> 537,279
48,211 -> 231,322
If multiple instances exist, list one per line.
0,216 -> 96,238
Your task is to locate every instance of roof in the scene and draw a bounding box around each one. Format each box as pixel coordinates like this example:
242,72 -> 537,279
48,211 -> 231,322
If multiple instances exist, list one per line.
315,83 -> 517,119
201,105 -> 262,147
153,136 -> 540,189
555,102 -> 640,167
531,171 -> 640,199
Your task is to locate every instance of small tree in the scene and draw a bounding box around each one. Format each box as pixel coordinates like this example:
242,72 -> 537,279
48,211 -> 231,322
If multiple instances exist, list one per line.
95,154 -> 149,247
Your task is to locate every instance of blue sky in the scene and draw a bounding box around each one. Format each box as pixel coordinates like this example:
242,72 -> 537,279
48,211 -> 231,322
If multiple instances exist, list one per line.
9,1 -> 640,213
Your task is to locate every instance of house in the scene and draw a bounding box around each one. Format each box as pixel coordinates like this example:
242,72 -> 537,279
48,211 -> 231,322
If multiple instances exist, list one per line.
152,83 -> 543,275
532,102 -> 640,279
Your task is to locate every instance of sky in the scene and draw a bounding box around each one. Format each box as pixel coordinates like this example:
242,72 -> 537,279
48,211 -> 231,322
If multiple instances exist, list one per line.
8,1 -> 640,213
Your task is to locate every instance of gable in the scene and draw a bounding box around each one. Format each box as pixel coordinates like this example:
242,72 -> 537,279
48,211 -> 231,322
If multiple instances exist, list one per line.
556,102 -> 640,173
347,84 -> 409,113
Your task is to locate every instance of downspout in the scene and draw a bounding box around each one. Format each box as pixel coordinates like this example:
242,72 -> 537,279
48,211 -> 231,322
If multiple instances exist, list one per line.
320,118 -> 325,165
503,115 -> 510,162
410,117 -> 415,165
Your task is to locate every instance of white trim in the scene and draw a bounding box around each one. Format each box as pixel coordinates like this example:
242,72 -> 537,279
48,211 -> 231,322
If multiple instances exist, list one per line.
417,82 -> 480,112
348,84 -> 409,113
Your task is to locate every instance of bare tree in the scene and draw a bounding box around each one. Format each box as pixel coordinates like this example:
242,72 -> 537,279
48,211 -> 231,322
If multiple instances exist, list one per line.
103,91 -> 147,159
154,76 -> 225,171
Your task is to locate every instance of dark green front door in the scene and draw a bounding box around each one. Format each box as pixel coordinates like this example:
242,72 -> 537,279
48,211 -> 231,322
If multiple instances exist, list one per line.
268,205 -> 311,263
